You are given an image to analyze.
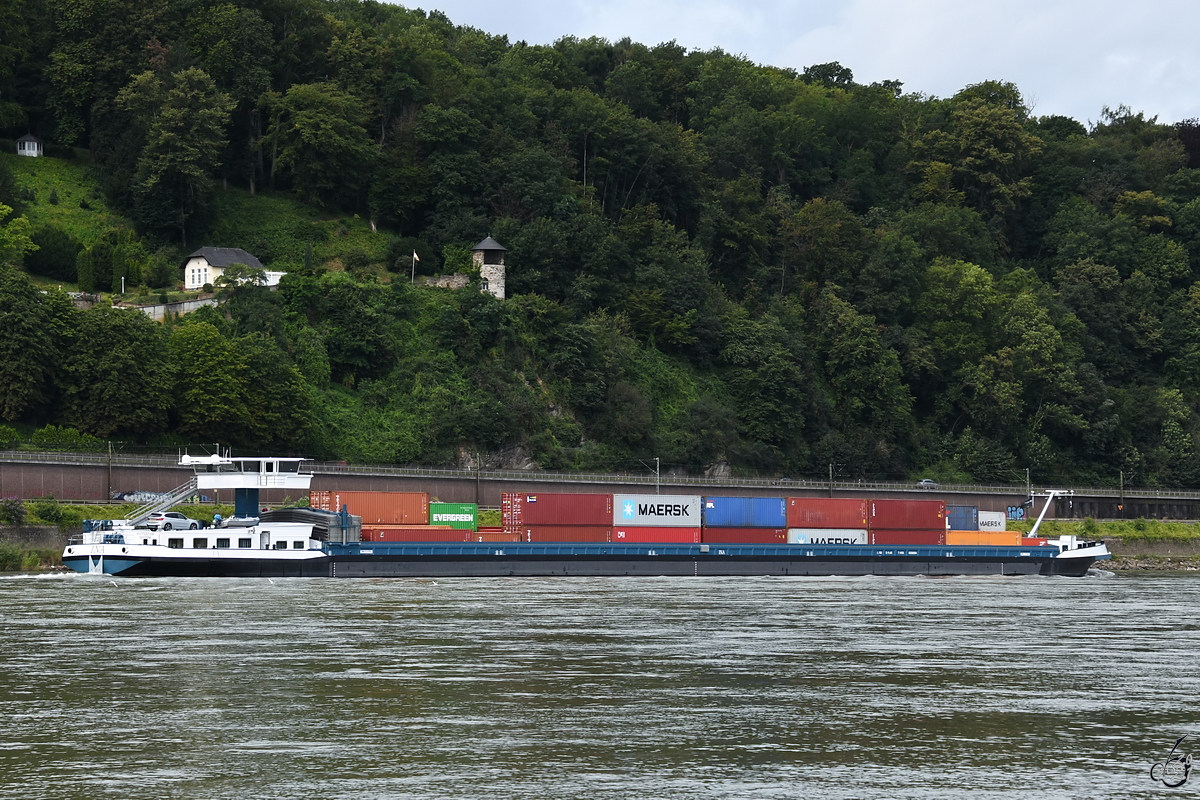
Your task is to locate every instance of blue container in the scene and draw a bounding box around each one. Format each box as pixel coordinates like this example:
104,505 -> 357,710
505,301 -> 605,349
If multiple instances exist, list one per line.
702,496 -> 787,528
946,505 -> 978,531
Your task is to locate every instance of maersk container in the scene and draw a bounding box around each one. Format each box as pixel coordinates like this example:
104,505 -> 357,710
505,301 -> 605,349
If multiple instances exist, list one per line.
310,491 -> 429,525
612,526 -> 701,543
701,497 -> 787,528
700,527 -> 787,544
613,494 -> 702,528
787,498 -> 869,529
787,529 -> 868,545
522,525 -> 611,543
946,505 -> 979,532
429,502 -> 478,531
978,511 -> 1007,531
869,528 -> 945,546
501,492 -> 613,527
869,499 -> 945,530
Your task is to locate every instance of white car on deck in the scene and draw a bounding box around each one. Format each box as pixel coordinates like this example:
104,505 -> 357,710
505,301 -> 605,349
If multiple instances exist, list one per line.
144,511 -> 200,531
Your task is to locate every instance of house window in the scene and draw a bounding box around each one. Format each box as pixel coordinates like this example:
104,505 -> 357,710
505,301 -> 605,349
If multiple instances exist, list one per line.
215,538 -> 230,548
193,538 -> 208,549
238,538 -> 252,548
274,541 -> 287,550
168,538 -> 183,549
292,541 -> 305,549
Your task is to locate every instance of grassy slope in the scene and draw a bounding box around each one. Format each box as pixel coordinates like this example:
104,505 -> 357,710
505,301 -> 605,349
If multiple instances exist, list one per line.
3,153 -> 126,245
4,152 -> 391,273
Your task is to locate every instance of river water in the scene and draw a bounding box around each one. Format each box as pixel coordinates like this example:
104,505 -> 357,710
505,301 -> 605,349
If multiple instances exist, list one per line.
0,570 -> 1195,799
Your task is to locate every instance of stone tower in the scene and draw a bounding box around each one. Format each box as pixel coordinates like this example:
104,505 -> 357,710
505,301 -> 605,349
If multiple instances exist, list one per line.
471,236 -> 506,300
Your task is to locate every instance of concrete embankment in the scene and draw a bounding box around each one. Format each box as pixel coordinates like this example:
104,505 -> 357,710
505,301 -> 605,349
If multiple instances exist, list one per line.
0,526 -> 70,549
1100,537 -> 1200,570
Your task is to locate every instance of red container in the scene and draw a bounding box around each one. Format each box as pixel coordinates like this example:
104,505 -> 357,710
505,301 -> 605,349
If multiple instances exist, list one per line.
869,499 -> 945,530
869,529 -> 946,546
612,526 -> 701,543
311,490 -> 429,525
361,526 -> 466,542
787,498 -> 869,529
522,526 -> 611,543
1020,537 -> 1050,546
701,527 -> 788,544
501,492 -> 614,530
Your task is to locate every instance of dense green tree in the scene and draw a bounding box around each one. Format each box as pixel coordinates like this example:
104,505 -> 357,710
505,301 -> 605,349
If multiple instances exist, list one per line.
117,67 -> 233,243
57,306 -> 172,436
262,81 -> 375,206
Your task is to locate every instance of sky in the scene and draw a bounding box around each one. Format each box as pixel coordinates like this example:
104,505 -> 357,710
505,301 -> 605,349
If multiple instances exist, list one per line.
410,0 -> 1200,126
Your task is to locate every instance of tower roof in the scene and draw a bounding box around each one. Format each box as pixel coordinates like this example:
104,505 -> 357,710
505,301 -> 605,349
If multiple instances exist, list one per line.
471,236 -> 507,252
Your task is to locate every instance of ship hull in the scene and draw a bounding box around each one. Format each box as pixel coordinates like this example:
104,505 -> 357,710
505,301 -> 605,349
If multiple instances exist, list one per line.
64,543 -> 1104,578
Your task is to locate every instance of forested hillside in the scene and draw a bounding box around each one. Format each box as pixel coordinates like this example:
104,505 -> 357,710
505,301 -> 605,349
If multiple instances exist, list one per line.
2,0 -> 1200,486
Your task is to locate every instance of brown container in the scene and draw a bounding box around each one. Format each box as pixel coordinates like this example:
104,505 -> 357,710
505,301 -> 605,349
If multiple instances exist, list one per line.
361,525 -> 465,542
501,492 -> 613,529
310,490 -> 429,525
472,532 -> 523,542
701,527 -> 788,544
946,530 -> 1021,547
869,529 -> 946,546
787,498 -> 869,529
869,499 -> 945,530
522,525 -> 612,543
612,526 -> 701,543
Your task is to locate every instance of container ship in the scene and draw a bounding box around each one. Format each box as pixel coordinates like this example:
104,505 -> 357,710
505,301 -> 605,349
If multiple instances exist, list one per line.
62,456 -> 1109,578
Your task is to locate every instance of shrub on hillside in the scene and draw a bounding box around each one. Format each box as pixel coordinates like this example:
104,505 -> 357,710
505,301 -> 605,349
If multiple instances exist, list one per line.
0,497 -> 26,526
30,425 -> 104,451
26,225 -> 82,281
0,424 -> 18,447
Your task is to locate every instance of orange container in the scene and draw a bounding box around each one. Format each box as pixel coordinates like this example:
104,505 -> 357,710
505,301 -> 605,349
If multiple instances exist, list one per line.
946,530 -> 1021,546
310,490 -> 429,524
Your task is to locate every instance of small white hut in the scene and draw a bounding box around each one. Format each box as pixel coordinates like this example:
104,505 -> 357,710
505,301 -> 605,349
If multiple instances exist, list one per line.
16,134 -> 43,158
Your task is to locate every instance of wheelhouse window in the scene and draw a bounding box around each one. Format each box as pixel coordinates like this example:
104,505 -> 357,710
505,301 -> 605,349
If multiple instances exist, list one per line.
215,538 -> 230,549
168,538 -> 183,549
238,538 -> 252,548
192,538 -> 208,549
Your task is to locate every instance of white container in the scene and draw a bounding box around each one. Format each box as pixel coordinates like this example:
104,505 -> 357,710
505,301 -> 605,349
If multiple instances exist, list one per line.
613,494 -> 703,527
787,529 -> 868,545
978,511 -> 1007,531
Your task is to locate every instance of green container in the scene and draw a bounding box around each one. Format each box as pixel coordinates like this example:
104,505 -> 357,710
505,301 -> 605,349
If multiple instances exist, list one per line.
429,502 -> 478,531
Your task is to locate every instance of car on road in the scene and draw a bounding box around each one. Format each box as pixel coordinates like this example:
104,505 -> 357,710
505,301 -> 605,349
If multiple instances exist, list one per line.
916,478 -> 939,489
145,511 -> 200,531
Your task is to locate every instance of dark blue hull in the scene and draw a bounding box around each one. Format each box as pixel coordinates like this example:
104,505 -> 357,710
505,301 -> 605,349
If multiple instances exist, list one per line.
65,543 -> 1103,578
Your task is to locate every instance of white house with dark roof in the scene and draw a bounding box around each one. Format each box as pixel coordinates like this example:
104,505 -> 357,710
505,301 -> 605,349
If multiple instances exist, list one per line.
16,134 -> 43,157
181,247 -> 286,290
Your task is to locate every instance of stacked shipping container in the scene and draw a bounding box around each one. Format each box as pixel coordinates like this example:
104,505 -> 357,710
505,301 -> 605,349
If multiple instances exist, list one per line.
320,490 -> 1025,547
786,498 -> 870,544
502,492 -> 613,542
869,499 -> 946,545
700,497 -> 787,543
